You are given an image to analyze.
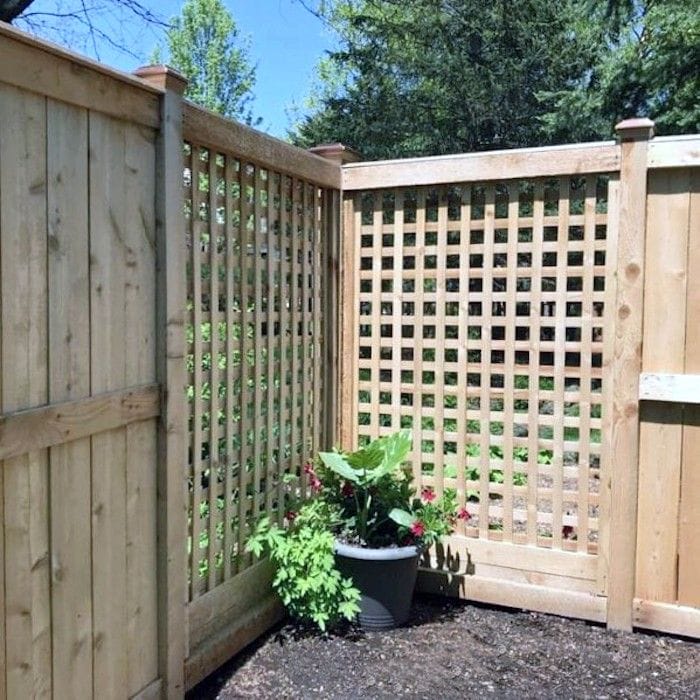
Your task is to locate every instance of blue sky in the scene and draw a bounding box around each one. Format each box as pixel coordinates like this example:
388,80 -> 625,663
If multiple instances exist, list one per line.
19,0 -> 336,137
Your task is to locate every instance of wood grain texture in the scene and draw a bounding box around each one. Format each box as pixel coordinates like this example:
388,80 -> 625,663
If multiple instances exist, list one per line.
342,142 -> 619,190
47,97 -> 93,700
0,23 -> 160,127
183,102 -> 340,190
1,83 -> 51,700
605,124 -> 652,630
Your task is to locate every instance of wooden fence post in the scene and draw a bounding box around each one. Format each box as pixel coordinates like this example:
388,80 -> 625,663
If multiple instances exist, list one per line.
309,144 -> 361,449
606,117 -> 654,631
134,66 -> 188,697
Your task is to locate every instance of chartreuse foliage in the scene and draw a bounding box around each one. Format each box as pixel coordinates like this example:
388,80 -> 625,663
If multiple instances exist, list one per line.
154,0 -> 258,123
246,499 -> 360,631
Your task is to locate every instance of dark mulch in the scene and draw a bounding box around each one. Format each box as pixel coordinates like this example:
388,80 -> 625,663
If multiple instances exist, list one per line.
189,595 -> 700,699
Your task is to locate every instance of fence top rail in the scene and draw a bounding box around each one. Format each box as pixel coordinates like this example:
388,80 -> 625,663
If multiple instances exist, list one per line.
648,135 -> 700,170
183,101 -> 342,191
341,140 -> 620,191
0,21 -> 162,128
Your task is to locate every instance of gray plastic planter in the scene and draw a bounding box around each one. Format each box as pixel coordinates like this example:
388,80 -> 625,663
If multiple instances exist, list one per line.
335,541 -> 421,630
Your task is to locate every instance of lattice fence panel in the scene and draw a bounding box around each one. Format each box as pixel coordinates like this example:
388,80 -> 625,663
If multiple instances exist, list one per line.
184,143 -> 326,599
354,176 -> 614,553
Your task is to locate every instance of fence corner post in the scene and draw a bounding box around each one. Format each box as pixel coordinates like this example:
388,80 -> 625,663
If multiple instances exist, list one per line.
134,64 -> 188,696
606,117 -> 654,632
309,143 -> 361,450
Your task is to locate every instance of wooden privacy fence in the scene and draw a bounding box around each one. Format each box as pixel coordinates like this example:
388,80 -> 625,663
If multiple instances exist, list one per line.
338,126 -> 700,637
0,20 -> 699,700
0,22 -> 341,698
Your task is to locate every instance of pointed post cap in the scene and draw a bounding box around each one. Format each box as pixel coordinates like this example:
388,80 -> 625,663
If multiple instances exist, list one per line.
309,143 -> 362,165
615,117 -> 654,142
134,65 -> 187,94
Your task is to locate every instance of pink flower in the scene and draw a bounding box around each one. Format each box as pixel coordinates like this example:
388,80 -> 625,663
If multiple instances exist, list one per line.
341,481 -> 354,498
309,475 -> 322,493
303,462 -> 315,475
421,487 -> 436,503
457,507 -> 471,521
409,521 -> 425,537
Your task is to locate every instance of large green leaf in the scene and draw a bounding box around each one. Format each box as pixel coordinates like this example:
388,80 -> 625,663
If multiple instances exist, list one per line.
388,508 -> 415,528
318,451 -> 360,483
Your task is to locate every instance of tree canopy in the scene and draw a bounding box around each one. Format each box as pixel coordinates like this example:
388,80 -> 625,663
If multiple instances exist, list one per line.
291,0 -> 699,158
154,0 -> 258,123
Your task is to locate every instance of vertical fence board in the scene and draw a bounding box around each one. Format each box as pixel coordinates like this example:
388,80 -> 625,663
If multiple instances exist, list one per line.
1,85 -> 50,700
47,99 -> 93,699
89,112 -> 129,699
678,168 -> 700,607
636,169 -> 690,603
124,122 -> 158,695
606,120 -> 653,630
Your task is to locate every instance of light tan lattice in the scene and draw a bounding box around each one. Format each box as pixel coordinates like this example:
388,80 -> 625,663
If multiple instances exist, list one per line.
354,177 -> 613,553
184,143 -> 326,598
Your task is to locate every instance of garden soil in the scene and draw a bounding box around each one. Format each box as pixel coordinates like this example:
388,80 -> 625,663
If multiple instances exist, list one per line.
188,595 -> 699,699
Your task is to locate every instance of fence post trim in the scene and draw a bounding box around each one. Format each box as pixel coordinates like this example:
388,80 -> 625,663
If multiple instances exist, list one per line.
605,117 -> 654,631
134,65 -> 188,696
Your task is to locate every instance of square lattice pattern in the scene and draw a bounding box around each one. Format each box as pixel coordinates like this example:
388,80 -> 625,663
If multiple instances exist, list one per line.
354,177 -> 615,553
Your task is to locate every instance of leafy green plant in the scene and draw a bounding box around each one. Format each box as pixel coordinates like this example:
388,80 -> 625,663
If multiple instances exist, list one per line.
246,499 -> 360,631
317,430 -> 469,548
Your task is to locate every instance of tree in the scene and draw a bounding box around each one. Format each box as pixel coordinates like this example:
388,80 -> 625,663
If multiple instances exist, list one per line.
291,0 -> 698,157
2,0 -> 167,60
155,0 -> 258,123
541,0 -> 699,140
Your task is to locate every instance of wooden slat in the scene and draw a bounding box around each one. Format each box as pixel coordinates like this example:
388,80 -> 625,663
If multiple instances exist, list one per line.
633,599 -> 700,639
223,154 -> 236,580
678,168 -> 700,607
90,111 -> 129,699
237,161 -> 254,571
338,194 -> 359,450
1,83 -> 51,699
527,182 -> 545,545
142,69 -> 188,696
639,373 -> 700,403
606,119 -> 653,630
636,169 -> 690,604
412,191 -> 426,487
455,186 -> 471,531
0,23 -> 161,127
647,136 -> 700,170
252,167 -> 265,515
123,119 -> 158,695
597,174 -> 621,595
391,191 -> 405,433
478,185 -> 495,537
207,146 -> 222,591
47,97 -> 92,700
182,102 -> 341,190
265,171 -> 278,517
433,190 -> 447,494
277,176 -> 292,517
576,176 -> 596,552
342,141 -> 619,191
417,570 -> 607,623
501,183 -> 518,540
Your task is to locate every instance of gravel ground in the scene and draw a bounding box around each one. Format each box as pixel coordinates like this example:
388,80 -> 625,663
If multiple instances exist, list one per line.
188,595 -> 699,699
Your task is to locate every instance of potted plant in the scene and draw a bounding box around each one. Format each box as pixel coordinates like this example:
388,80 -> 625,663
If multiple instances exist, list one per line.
247,430 -> 469,631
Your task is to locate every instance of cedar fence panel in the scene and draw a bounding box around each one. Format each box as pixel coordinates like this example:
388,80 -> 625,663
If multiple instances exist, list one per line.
181,103 -> 340,688
0,21 -> 698,700
0,25 -> 164,699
